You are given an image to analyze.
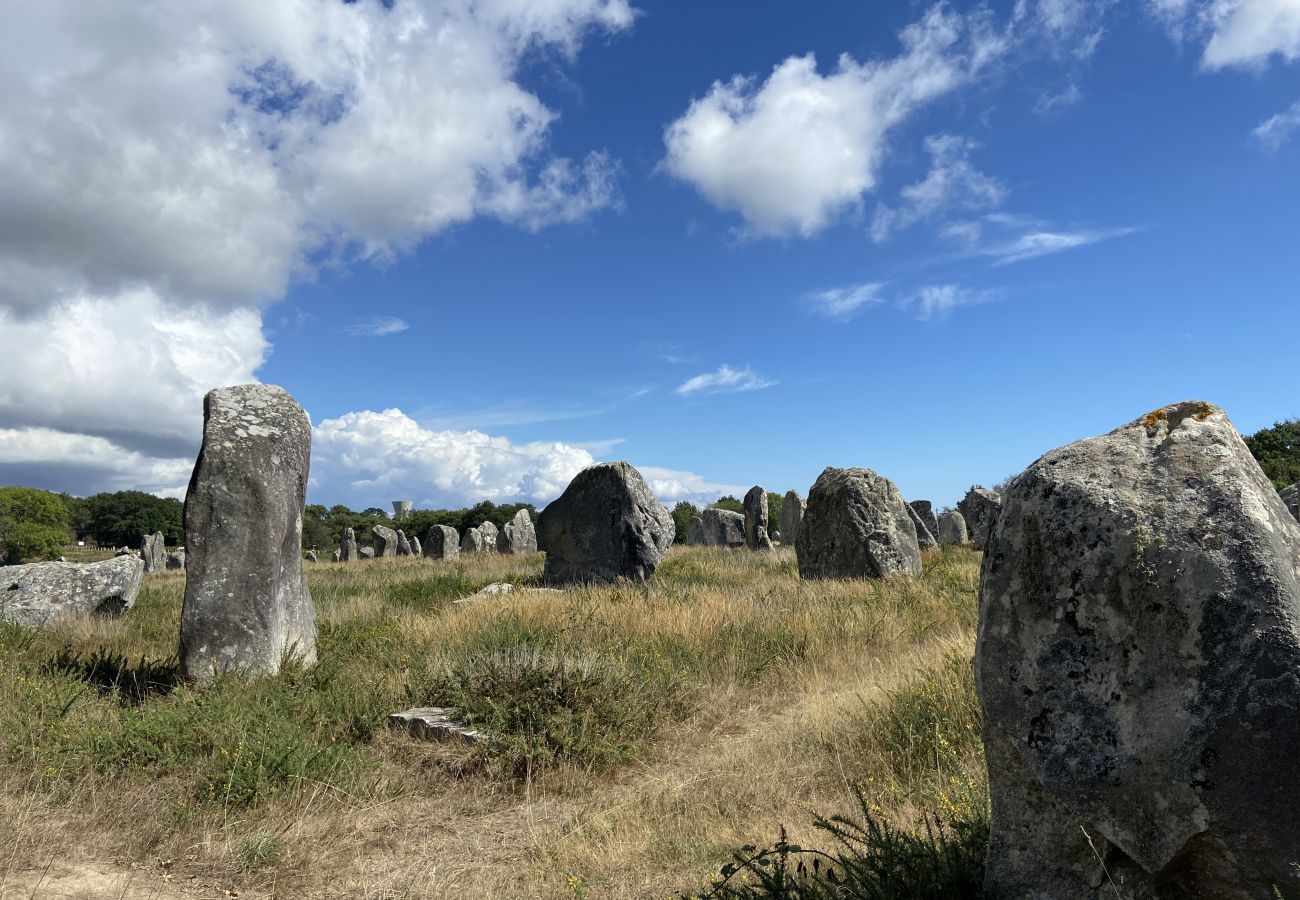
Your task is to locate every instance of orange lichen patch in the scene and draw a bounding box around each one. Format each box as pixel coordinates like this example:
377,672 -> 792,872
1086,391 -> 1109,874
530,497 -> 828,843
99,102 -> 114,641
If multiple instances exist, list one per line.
1193,403 -> 1214,421
1141,408 -> 1168,429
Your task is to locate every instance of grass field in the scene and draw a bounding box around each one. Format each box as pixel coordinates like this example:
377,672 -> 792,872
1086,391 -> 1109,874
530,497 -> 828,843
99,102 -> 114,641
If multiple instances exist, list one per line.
0,545 -> 986,899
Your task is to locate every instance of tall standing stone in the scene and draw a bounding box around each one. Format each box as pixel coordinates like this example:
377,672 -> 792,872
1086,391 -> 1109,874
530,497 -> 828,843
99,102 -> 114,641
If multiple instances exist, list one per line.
180,384 -> 316,685
477,521 -> 499,554
396,529 -> 412,556
905,502 -> 937,551
340,526 -> 357,562
743,486 -> 773,551
701,507 -> 746,547
460,526 -> 485,555
779,490 -> 805,545
373,524 -> 398,558
937,509 -> 968,545
140,531 -> 165,573
908,500 -> 939,542
977,401 -> 1300,899
958,487 -> 1001,549
794,467 -> 921,580
498,509 -> 537,555
537,461 -> 674,584
410,535 -> 422,557
425,525 -> 459,560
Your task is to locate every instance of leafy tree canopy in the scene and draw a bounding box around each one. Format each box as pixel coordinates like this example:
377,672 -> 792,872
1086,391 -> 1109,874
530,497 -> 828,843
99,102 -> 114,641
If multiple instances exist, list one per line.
1244,419 -> 1300,490
670,501 -> 699,544
75,491 -> 183,548
0,486 -> 70,563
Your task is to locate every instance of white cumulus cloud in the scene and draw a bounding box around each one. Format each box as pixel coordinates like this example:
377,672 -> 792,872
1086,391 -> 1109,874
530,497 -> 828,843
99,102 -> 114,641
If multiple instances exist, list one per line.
1146,0 -> 1300,68
661,5 -> 1006,237
675,365 -> 775,397
637,466 -> 747,508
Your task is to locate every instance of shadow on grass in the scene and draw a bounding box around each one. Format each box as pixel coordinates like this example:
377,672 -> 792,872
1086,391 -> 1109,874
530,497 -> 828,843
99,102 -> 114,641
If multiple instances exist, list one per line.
43,646 -> 182,706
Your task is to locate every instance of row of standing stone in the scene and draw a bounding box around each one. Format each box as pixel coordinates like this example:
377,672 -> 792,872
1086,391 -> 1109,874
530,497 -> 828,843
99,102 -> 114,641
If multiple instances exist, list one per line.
327,510 -> 539,563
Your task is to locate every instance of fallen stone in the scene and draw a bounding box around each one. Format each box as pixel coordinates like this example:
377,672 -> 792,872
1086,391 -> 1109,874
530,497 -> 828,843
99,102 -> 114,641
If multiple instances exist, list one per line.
180,384 -> 316,685
0,556 -> 143,629
795,467 -> 921,580
701,507 -> 746,547
977,401 -> 1300,899
387,707 -> 489,745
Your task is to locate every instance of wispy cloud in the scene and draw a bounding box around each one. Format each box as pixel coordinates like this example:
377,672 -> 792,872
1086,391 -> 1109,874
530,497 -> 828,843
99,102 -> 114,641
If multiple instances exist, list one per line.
983,227 -> 1136,265
675,364 -> 775,397
900,284 -> 998,321
804,282 -> 886,321
1254,100 -> 1300,152
871,135 -> 1005,242
342,316 -> 410,337
1034,82 -> 1083,116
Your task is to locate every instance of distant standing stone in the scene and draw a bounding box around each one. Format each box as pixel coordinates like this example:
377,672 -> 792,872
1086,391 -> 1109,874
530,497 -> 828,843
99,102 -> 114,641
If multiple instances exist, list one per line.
779,490 -> 806,545
687,515 -> 706,546
180,384 -> 316,685
937,509 -> 968,545
304,550 -> 318,563
770,530 -> 782,543
340,526 -> 357,562
395,529 -> 412,556
701,507 -> 746,547
372,525 -> 399,558
795,467 -> 922,580
1281,483 -> 1299,522
905,502 -> 937,550
958,487 -> 1002,549
359,546 -> 375,559
0,556 -> 143,629
908,501 -> 939,542
743,486 -> 773,552
499,509 -> 538,554
425,525 -> 460,560
410,535 -> 422,557
331,549 -> 342,563
537,461 -> 675,584
140,531 -> 165,573
460,527 -> 485,555
165,551 -> 185,569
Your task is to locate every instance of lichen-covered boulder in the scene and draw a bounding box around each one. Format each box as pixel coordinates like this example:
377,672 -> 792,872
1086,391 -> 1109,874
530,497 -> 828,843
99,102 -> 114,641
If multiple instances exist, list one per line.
779,490 -> 805,545
180,384 -> 316,685
937,509 -> 968,545
909,500 -> 939,542
425,525 -> 459,560
0,556 -> 143,629
339,526 -> 357,562
743,486 -> 773,552
498,509 -> 537,554
977,401 -> 1300,899
372,525 -> 398,558
395,530 -> 412,557
958,486 -> 1001,549
794,467 -> 921,580
140,531 -> 165,573
537,461 -> 674,584
1281,482 -> 1299,522
701,507 -> 746,547
905,502 -> 937,550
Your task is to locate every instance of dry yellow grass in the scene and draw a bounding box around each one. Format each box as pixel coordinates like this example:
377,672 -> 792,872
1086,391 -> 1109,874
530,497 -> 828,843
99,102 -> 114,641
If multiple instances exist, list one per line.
0,544 -> 984,899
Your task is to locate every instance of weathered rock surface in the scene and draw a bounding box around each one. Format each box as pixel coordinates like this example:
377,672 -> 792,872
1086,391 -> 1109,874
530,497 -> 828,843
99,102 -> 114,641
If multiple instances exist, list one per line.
498,509 -> 538,554
372,525 -> 399,558
937,509 -> 968,545
359,546 -> 375,559
140,531 -> 165,573
977,401 -> 1300,900
165,551 -> 185,569
687,515 -> 706,546
743,486 -> 773,552
905,502 -> 937,550
779,490 -> 805,545
1281,483 -> 1299,522
424,525 -> 459,560
701,507 -> 746,547
460,527 -> 484,554
340,526 -> 357,562
537,461 -> 674,584
794,467 -> 921,580
477,521 -> 499,553
409,535 -> 422,557
179,384 -> 316,684
958,487 -> 1001,549
388,707 -> 489,744
0,556 -> 143,629
395,530 -> 412,557
909,500 -> 939,542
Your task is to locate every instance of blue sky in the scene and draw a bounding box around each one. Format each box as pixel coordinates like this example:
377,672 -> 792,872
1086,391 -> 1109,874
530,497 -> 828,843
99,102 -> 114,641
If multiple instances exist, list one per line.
1,0 -> 1298,511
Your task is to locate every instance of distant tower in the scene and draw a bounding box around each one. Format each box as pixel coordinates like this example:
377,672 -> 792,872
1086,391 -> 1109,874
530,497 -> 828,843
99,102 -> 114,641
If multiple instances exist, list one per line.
392,500 -> 413,521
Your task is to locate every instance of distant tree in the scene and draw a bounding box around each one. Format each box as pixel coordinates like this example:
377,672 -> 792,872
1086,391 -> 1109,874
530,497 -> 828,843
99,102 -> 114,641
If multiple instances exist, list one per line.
1244,419 -> 1300,490
710,495 -> 745,515
302,504 -> 333,550
766,492 -> 783,534
670,501 -> 699,544
0,486 -> 70,563
361,507 -> 390,519
77,491 -> 182,548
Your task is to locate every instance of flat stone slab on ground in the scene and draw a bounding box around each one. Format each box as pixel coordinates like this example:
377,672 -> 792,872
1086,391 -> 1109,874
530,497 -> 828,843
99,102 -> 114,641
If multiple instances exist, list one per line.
452,582 -> 565,605
388,707 -> 490,744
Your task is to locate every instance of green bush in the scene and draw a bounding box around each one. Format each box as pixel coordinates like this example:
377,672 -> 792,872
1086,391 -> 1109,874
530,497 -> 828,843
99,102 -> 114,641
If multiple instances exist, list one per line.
0,485 -> 70,563
1244,419 -> 1300,490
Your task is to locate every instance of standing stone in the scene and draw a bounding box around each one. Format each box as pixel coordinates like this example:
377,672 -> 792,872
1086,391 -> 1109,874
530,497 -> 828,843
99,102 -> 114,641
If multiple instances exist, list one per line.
743,486 -> 773,552
498,509 -> 538,555
687,515 -> 706,546
1281,483 -> 1299,522
908,500 -> 939,542
331,549 -> 342,563
165,551 -> 186,569
794,467 -> 921,580
180,384 -> 316,685
958,487 -> 1002,549
537,461 -> 675,584
140,531 -> 165,573
770,530 -> 782,543
339,526 -> 357,562
425,525 -> 459,560
937,509 -> 968,545
477,521 -> 500,553
395,530 -> 412,557
779,490 -> 805,546
905,502 -> 937,551
359,546 -> 375,559
372,525 -> 398,558
977,401 -> 1300,899
410,535 -> 422,557
0,556 -> 143,629
304,550 -> 318,563
460,527 -> 485,555
701,507 -> 746,547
